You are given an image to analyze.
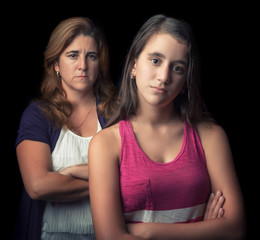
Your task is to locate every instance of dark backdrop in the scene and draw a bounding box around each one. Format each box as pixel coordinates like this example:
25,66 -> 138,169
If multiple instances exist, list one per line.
3,2 -> 257,239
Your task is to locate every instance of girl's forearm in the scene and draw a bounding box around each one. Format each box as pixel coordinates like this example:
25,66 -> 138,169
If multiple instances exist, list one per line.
130,218 -> 245,240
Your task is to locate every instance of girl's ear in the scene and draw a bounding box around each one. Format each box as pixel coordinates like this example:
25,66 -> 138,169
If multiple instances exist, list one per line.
130,62 -> 137,79
180,82 -> 187,94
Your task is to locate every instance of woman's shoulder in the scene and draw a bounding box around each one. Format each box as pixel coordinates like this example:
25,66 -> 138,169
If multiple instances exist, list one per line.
22,100 -> 40,113
22,100 -> 50,119
19,101 -> 47,125
16,101 -> 61,149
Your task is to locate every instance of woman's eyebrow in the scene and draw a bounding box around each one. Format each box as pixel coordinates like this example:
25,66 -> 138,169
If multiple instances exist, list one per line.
87,51 -> 99,55
65,50 -> 79,55
65,50 -> 99,55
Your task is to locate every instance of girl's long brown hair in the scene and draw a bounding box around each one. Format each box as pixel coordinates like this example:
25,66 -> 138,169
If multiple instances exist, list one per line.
38,17 -> 116,128
107,14 -> 212,127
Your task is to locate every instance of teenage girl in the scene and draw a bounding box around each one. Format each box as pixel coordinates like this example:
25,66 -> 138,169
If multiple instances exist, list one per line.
89,14 -> 245,240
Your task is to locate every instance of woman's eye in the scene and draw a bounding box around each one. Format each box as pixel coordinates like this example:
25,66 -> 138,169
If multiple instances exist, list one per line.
68,54 -> 77,59
88,54 -> 97,60
87,53 -> 98,61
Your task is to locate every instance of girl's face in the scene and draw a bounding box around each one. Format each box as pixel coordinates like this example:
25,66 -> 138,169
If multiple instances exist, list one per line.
55,34 -> 99,95
133,33 -> 188,108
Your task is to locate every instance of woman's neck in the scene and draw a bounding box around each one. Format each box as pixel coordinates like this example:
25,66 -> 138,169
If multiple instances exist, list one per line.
66,89 -> 95,110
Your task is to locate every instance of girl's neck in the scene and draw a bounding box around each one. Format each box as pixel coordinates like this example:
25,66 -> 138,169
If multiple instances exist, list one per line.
132,102 -> 178,127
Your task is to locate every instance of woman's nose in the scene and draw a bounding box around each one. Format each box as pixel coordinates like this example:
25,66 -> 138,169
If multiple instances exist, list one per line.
78,57 -> 87,71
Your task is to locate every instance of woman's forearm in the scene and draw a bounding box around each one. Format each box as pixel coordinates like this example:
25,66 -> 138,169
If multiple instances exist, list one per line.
17,140 -> 89,202
28,171 -> 89,202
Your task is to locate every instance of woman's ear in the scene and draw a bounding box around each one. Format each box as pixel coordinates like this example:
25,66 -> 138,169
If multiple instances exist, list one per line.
54,61 -> 60,72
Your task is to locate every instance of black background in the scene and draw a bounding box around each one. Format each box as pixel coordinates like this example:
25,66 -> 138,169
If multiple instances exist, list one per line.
3,1 -> 257,239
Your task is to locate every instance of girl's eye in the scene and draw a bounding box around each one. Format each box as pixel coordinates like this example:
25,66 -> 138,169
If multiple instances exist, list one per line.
173,65 -> 184,73
151,58 -> 160,64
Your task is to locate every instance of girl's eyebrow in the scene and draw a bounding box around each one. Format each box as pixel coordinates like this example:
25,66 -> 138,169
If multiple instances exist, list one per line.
148,52 -> 187,65
148,52 -> 166,59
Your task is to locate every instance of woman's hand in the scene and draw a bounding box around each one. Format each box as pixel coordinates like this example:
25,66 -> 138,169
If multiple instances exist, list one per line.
59,164 -> 89,180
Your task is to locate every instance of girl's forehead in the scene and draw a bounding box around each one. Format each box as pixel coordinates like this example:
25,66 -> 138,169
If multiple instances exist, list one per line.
141,33 -> 188,58
146,33 -> 186,47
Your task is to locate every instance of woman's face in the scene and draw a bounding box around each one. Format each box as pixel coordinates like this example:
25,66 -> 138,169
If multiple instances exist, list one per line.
133,33 -> 188,108
55,34 -> 99,95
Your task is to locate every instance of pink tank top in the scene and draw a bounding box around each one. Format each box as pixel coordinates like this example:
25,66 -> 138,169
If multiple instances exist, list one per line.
119,120 -> 210,223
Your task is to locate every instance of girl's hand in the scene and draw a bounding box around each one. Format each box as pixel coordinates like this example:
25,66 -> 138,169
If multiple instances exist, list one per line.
127,223 -> 150,239
203,191 -> 225,220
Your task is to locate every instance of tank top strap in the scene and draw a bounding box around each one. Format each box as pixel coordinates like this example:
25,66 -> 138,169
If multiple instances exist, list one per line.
185,122 -> 207,165
119,119 -> 133,143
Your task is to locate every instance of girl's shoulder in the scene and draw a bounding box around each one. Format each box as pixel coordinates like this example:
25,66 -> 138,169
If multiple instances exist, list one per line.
196,121 -> 230,153
89,123 -> 121,163
196,121 -> 226,138
91,123 -> 120,149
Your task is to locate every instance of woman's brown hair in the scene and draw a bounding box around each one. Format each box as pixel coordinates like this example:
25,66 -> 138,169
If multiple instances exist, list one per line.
38,17 -> 116,128
107,14 -> 212,126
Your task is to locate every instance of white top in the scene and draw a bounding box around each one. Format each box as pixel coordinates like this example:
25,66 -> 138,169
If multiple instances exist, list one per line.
41,120 -> 101,240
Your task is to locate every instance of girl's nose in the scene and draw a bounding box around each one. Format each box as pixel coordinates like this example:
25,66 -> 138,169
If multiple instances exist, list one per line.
157,65 -> 171,84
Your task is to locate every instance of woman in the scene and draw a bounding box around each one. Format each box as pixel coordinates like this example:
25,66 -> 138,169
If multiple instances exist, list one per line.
89,15 -> 246,239
13,17 -> 116,240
